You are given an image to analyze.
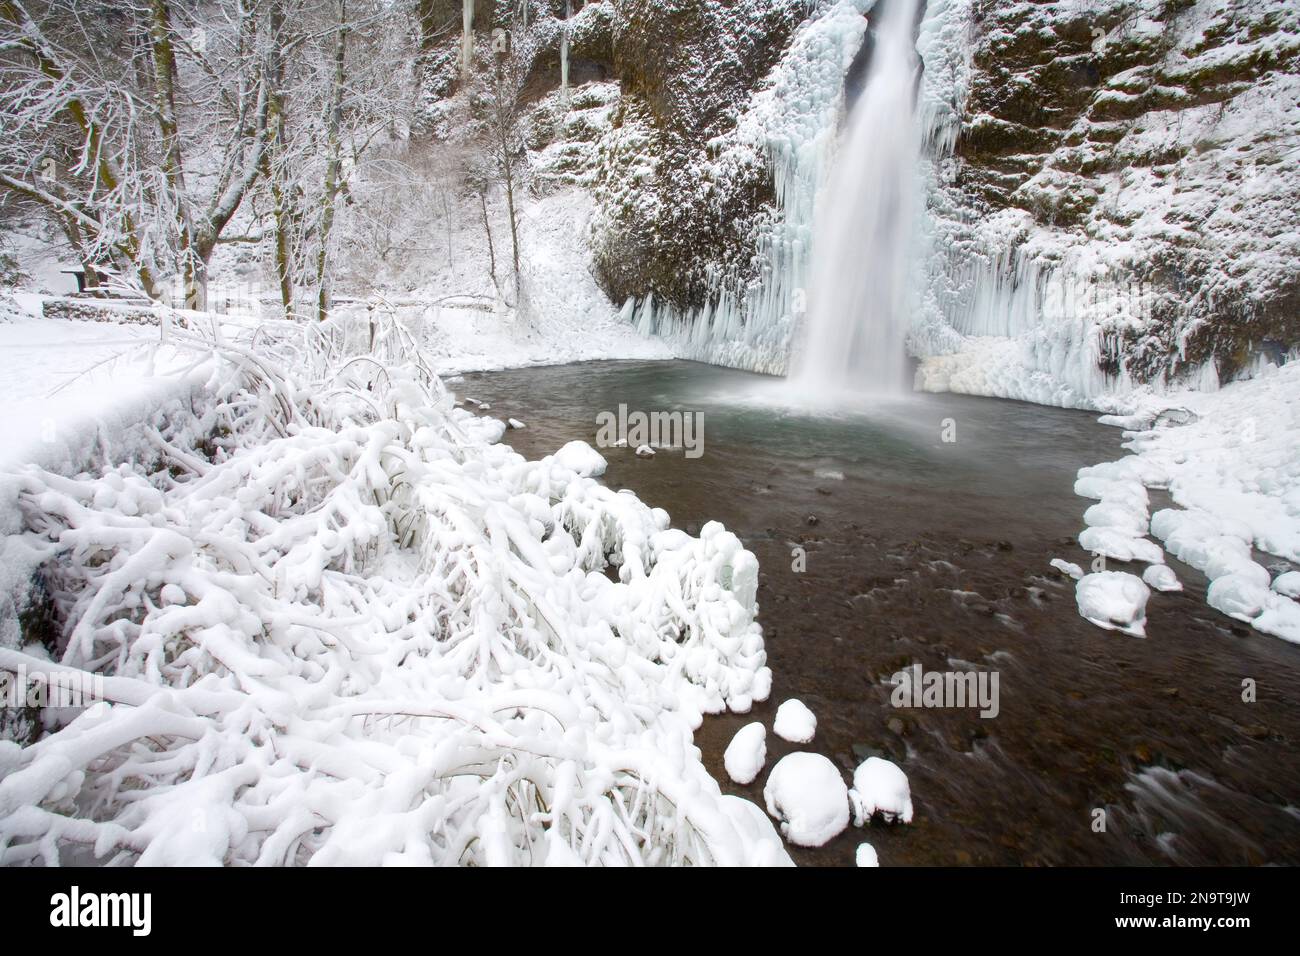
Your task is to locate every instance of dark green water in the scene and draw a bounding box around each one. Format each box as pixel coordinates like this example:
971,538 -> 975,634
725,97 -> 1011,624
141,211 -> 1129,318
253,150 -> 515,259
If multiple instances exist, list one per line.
455,359 -> 1300,866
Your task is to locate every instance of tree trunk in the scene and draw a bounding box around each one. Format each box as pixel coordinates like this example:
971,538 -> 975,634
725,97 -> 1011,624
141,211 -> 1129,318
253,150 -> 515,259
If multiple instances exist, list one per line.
478,189 -> 497,293
148,0 -> 199,306
315,0 -> 348,323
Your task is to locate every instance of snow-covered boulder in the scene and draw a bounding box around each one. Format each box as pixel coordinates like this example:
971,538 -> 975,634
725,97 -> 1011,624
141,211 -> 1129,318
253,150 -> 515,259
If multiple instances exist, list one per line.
724,722 -> 767,785
1142,564 -> 1182,592
1050,558 -> 1083,580
1078,526 -> 1165,565
773,698 -> 816,743
551,439 -> 607,477
763,752 -> 850,847
1075,571 -> 1150,637
1274,571 -> 1300,599
849,757 -> 913,825
717,796 -> 796,868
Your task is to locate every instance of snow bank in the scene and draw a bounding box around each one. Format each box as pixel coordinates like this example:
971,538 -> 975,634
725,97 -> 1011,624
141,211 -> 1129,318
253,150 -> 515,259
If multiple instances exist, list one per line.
0,315 -> 201,474
390,189 -> 671,375
1073,360 -> 1300,644
773,698 -> 817,743
763,752 -> 850,847
848,756 -> 914,825
0,313 -> 213,664
0,311 -> 786,865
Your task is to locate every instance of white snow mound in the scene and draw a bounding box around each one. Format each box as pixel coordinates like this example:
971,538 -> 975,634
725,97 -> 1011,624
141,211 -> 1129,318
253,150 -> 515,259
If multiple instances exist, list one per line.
724,722 -> 767,785
1076,571 -> 1150,637
773,698 -> 817,743
849,756 -> 914,825
763,752 -> 850,847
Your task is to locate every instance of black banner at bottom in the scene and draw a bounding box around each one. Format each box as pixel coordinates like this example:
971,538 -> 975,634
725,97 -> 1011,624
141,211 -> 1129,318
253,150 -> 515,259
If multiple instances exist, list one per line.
0,866 -> 1282,943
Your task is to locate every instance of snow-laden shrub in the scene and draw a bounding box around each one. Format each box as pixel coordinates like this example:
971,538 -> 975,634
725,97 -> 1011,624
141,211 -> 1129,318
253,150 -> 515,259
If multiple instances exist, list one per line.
0,311 -> 782,865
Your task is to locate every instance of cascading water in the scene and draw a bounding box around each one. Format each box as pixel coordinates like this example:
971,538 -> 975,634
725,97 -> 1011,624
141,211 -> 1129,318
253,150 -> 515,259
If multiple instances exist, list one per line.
793,0 -> 923,397
561,1 -> 572,102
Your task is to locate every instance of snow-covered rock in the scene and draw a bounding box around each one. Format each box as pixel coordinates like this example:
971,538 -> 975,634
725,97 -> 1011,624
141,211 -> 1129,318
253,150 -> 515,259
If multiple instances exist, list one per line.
551,440 -> 608,478
1050,558 -> 1083,580
763,752 -> 850,847
1075,571 -> 1150,638
773,698 -> 817,743
1078,526 -> 1165,565
849,756 -> 914,826
1142,564 -> 1182,593
1274,571 -> 1300,599
724,722 -> 767,785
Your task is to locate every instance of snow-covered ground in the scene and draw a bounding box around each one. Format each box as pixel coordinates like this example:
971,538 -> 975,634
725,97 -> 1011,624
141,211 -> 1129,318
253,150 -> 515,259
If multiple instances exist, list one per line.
1067,359 -> 1300,644
374,190 -> 671,374
0,312 -> 197,473
0,309 -> 785,866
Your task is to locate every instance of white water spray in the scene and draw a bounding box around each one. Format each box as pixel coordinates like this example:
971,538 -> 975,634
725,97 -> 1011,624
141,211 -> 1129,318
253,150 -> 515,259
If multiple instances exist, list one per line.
794,0 -> 922,397
561,1 -> 571,102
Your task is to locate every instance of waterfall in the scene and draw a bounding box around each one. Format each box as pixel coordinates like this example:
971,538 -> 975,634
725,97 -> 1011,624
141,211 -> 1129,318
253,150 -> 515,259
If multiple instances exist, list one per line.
620,3 -> 875,374
461,0 -> 474,79
561,1 -> 571,102
792,0 -> 923,397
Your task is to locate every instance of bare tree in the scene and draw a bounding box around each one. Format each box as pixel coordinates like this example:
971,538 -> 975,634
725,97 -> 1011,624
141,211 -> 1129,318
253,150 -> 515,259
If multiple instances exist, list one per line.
462,23 -> 529,305
0,0 -> 276,304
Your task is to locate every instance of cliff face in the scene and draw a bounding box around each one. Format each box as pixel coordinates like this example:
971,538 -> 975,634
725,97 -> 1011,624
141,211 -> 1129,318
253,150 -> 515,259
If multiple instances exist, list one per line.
588,0 -> 808,311
916,0 -> 1300,404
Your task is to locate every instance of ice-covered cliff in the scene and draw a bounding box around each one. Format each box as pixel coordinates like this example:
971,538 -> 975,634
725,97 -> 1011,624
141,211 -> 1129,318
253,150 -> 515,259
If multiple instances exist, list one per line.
579,0 -> 1299,408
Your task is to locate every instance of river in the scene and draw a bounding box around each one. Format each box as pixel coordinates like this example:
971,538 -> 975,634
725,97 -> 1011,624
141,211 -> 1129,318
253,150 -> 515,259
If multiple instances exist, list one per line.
454,359 -> 1300,866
